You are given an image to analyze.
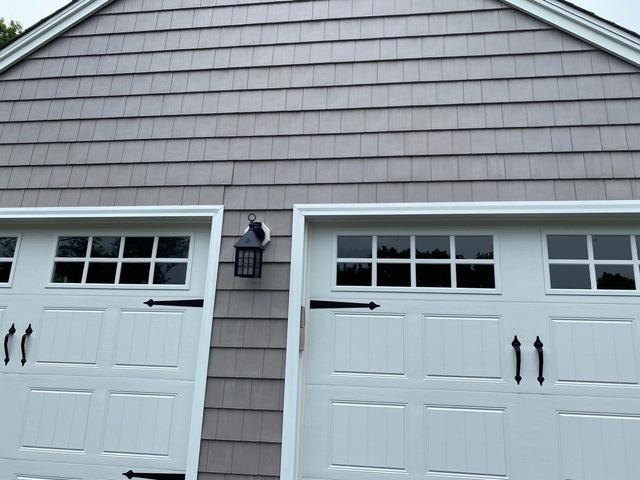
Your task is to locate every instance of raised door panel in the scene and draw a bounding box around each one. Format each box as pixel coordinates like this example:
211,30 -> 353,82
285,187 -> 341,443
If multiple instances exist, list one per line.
302,386 -> 527,480
558,412 -> 640,479
425,406 -> 508,479
0,374 -> 193,471
17,296 -> 199,381
33,309 -> 104,367
0,458 -> 183,480
424,315 -> 503,381
536,303 -> 640,398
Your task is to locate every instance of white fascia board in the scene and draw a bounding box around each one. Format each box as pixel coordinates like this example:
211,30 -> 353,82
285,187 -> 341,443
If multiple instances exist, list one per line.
294,200 -> 640,219
0,0 -> 116,73
0,205 -> 223,220
501,0 -> 640,67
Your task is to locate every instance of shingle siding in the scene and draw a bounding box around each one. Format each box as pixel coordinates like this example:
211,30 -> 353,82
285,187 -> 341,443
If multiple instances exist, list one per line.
1,0 -> 640,477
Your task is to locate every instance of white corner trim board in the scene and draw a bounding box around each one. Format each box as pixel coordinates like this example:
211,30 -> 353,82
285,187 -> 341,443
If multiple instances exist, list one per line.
501,0 -> 640,67
0,205 -> 224,480
0,0 -> 639,75
279,200 -> 640,479
0,0 -> 116,73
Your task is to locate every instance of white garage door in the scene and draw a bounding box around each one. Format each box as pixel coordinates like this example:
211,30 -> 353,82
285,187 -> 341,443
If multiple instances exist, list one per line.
303,221 -> 640,480
0,220 -> 212,479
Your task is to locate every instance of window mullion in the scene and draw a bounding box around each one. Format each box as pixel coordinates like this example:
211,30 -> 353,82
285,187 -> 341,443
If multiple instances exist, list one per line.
586,234 -> 597,291
372,236 -> 378,287
450,236 -> 457,288
632,235 -> 640,291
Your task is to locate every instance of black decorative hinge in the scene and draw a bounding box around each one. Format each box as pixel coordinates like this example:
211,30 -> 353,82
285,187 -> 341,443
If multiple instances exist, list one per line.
123,471 -> 185,480
310,300 -> 380,310
144,299 -> 204,308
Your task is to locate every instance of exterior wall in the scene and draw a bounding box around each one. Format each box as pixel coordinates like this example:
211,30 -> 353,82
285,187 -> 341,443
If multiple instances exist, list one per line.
1,0 -> 640,478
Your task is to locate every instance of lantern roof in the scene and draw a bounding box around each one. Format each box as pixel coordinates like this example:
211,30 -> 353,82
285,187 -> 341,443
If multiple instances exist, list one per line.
234,228 -> 264,250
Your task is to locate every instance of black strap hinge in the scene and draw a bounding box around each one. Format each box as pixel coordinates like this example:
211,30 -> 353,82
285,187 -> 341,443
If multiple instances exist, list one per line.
123,471 -> 185,480
144,299 -> 204,308
310,300 -> 380,310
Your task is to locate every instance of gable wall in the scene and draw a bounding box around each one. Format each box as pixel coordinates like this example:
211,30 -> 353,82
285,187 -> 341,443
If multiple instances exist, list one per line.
1,0 -> 640,477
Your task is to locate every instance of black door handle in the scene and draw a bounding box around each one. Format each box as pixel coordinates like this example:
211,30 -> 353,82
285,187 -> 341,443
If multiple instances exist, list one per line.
4,323 -> 16,365
534,336 -> 544,385
20,324 -> 33,367
511,335 -> 522,385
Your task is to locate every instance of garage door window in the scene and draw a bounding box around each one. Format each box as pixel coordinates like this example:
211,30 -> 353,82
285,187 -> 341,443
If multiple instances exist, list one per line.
336,235 -> 496,290
546,234 -> 639,291
0,236 -> 19,285
51,235 -> 191,286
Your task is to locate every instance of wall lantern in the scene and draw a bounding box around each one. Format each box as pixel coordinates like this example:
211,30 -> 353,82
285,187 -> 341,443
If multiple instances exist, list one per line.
234,214 -> 271,278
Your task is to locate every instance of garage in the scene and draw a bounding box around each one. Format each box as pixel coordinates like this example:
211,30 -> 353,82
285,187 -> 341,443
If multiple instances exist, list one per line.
283,203 -> 640,480
0,207 -> 222,480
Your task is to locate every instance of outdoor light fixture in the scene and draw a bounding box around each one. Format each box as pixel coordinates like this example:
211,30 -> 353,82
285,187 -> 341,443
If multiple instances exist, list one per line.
234,214 -> 271,278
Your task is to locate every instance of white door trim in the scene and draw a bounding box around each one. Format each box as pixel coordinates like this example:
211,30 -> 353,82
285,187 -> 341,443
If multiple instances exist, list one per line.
0,205 -> 224,480
280,200 -> 640,479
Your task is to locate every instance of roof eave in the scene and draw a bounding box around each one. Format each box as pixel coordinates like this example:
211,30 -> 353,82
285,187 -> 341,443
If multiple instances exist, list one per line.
0,0 -> 115,73
0,0 -> 638,75
501,0 -> 640,67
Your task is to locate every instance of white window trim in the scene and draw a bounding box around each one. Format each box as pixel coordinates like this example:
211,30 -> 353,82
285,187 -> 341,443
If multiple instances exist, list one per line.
332,232 -> 501,293
280,200 -> 640,480
47,233 -> 195,289
0,234 -> 21,288
0,205 -> 223,480
542,230 -> 640,296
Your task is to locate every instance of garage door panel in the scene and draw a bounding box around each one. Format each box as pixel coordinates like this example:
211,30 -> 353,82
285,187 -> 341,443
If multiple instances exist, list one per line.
536,303 -> 640,397
2,374 -> 193,469
35,308 -> 104,367
552,317 -> 638,385
425,405 -> 508,479
1,457 -> 184,480
12,296 -> 199,380
303,385 -> 523,480
424,315 -> 503,381
304,223 -> 640,480
558,411 -> 640,480
114,309 -> 184,370
332,313 -> 406,377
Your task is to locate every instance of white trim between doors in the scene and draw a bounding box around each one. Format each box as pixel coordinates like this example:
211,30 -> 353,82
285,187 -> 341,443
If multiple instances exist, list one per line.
0,205 -> 224,480
280,200 -> 640,479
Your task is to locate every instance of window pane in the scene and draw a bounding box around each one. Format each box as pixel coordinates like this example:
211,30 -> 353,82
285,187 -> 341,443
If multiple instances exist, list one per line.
596,265 -> 635,290
52,262 -> 84,283
549,264 -> 591,289
377,264 -> 411,287
592,235 -> 631,260
56,237 -> 88,258
337,236 -> 372,259
547,235 -> 587,260
154,263 -> 188,285
416,264 -> 451,287
455,236 -> 494,260
416,236 -> 450,259
119,263 -> 151,284
124,237 -> 154,258
86,262 -> 117,284
0,237 -> 17,258
157,237 -> 190,258
337,263 -> 372,286
456,265 -> 495,288
377,236 -> 410,259
0,262 -> 11,282
91,236 -> 121,258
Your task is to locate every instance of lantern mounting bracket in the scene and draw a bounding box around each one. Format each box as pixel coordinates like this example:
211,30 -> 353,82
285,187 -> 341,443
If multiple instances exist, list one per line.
243,213 -> 271,247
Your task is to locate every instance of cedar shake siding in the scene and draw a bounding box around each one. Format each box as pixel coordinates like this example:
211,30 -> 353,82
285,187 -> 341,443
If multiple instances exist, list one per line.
1,0 -> 640,478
